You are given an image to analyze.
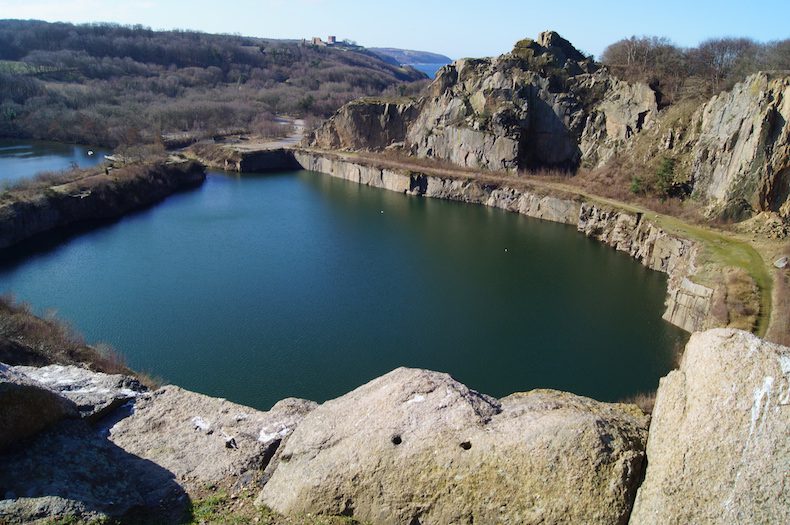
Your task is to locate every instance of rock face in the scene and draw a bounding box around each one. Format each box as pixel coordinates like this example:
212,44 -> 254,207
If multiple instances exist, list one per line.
689,73 -> 790,220
12,364 -> 145,421
309,98 -> 420,151
630,329 -> 790,524
0,380 -> 317,522
257,367 -> 649,525
0,363 -> 77,451
309,31 -> 658,171
109,386 -> 317,491
0,159 -> 206,249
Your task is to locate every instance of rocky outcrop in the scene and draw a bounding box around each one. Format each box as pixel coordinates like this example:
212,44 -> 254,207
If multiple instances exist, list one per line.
0,373 -> 316,522
12,364 -> 145,421
108,386 -> 317,492
688,73 -> 790,220
0,159 -> 206,249
3,330 -> 788,523
187,144 -> 303,172
308,98 -> 420,151
630,329 -> 790,524
0,363 -> 78,451
310,31 -> 658,171
257,368 -> 649,525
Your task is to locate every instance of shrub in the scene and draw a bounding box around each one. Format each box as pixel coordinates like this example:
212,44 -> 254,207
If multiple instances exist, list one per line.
630,175 -> 645,194
654,157 -> 676,197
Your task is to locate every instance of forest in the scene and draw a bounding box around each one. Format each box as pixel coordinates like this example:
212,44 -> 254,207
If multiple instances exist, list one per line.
0,20 -> 426,147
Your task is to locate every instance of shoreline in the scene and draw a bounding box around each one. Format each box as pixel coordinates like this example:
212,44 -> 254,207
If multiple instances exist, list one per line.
0,139 -> 777,338
0,157 -> 206,250
188,142 -> 778,338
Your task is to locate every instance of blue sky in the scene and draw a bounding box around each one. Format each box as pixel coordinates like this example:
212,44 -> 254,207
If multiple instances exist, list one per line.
0,0 -> 787,59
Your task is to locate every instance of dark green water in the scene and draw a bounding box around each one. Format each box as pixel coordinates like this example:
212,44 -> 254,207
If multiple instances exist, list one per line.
0,139 -> 109,185
0,145 -> 687,409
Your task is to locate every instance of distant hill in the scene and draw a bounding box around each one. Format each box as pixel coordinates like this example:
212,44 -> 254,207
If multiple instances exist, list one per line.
0,20 -> 427,147
369,48 -> 452,66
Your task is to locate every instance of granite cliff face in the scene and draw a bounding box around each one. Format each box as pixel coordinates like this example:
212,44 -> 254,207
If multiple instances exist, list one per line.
631,329 -> 790,524
309,31 -> 659,171
309,98 -> 420,152
687,73 -> 790,220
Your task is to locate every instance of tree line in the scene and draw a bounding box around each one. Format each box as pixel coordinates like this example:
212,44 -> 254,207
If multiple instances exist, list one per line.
601,36 -> 790,105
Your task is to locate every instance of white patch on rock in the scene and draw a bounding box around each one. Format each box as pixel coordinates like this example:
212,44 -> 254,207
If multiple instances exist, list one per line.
749,377 -> 774,437
191,416 -> 211,432
406,394 -> 425,404
258,424 -> 291,444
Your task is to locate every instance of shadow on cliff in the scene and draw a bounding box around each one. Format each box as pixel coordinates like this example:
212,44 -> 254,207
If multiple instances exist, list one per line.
520,94 -> 582,171
0,184 -> 204,272
0,417 -> 192,523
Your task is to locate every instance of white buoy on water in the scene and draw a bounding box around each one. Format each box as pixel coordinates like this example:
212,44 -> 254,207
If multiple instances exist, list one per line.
87,150 -> 94,156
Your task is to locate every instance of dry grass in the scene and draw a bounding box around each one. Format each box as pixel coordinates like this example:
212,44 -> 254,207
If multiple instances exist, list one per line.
0,294 -> 135,376
620,391 -> 657,414
187,485 -> 362,525
0,166 -> 96,194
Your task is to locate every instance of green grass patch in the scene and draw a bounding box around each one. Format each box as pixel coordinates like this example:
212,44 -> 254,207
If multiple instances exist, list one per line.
654,215 -> 772,336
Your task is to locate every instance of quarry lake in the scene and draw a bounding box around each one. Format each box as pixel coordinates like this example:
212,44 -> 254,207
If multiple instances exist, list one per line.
0,146 -> 688,409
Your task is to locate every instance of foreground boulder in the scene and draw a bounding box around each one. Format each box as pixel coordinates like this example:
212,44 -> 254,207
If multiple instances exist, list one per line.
1,380 -> 316,522
630,329 -> 790,524
257,368 -> 649,525
109,386 -> 317,491
0,363 -> 77,451
12,364 -> 145,421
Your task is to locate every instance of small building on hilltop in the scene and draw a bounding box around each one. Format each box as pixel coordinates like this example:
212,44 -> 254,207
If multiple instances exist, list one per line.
310,36 -> 337,47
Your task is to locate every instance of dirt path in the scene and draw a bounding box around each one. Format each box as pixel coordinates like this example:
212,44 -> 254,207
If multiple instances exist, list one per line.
231,118 -> 305,152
